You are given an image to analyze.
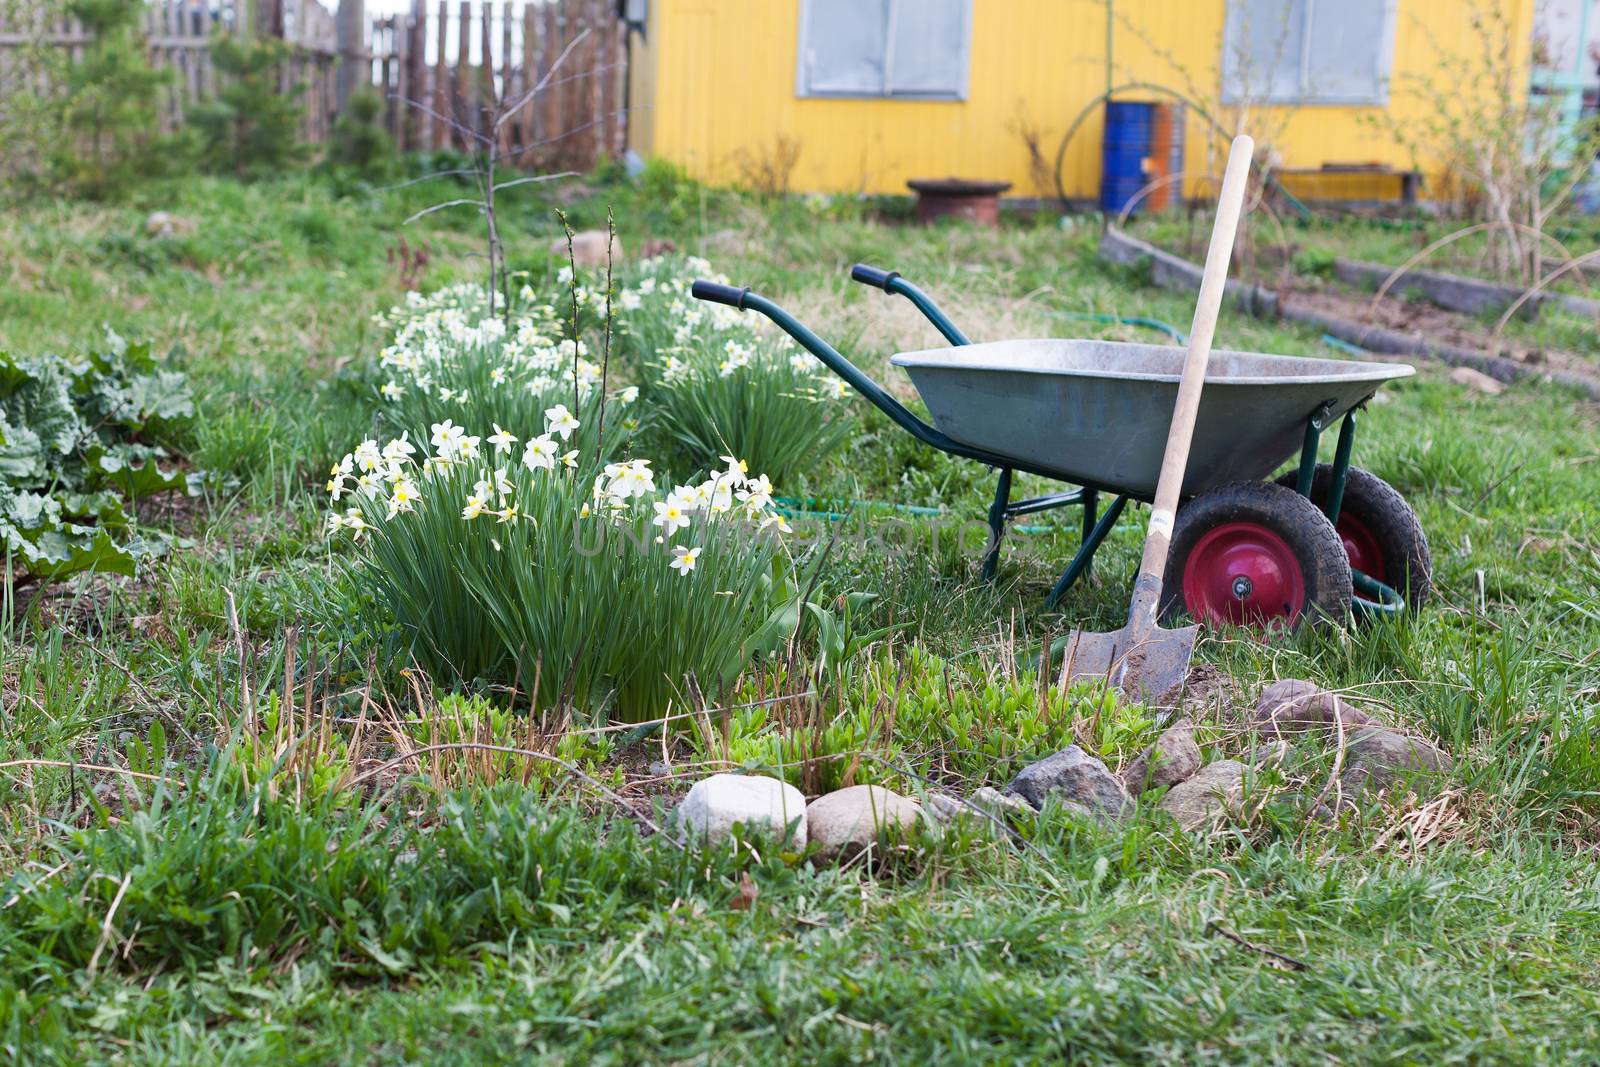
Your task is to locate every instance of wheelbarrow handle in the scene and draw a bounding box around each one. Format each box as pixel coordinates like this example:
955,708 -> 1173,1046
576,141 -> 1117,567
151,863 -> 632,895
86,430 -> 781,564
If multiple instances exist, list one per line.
690,280 -> 751,308
846,265 -> 970,346
850,264 -> 900,291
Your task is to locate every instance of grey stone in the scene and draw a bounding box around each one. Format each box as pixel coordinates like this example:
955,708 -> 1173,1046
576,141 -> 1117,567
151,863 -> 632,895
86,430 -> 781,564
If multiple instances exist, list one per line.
1250,740 -> 1294,770
926,792 -> 968,823
675,773 -> 807,848
1253,679 -> 1375,740
144,211 -> 195,238
1158,760 -> 1247,832
968,786 -> 1035,821
1003,746 -> 1130,817
1339,727 -> 1452,797
805,785 -> 919,860
1119,720 -> 1202,795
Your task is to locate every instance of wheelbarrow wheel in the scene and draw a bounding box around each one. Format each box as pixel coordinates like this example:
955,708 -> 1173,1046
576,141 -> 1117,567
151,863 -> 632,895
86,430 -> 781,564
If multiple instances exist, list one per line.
1160,481 -> 1352,635
1275,465 -> 1432,611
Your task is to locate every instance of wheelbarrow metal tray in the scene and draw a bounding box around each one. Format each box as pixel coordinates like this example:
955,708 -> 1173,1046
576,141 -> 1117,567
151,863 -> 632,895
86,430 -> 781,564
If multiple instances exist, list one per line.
890,339 -> 1412,499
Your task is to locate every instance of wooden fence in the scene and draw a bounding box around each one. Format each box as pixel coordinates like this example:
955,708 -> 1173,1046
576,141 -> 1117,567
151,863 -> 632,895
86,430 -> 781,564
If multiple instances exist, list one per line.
371,0 -> 626,171
0,0 -> 624,168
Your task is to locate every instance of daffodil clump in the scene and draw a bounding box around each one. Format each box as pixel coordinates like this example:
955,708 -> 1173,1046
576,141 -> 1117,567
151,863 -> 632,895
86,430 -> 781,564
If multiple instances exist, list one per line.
328,402 -> 793,722
617,255 -> 853,485
368,280 -> 636,458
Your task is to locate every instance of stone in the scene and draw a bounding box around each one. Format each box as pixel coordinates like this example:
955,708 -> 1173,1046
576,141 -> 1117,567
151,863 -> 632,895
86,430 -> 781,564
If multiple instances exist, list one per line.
1119,720 -> 1202,795
675,773 -> 807,847
1253,679 -> 1375,740
1158,760 -> 1247,832
805,785 -> 920,859
1250,740 -> 1294,770
1449,366 -> 1506,395
550,229 -> 624,267
1003,746 -> 1130,818
1339,727 -> 1452,797
966,786 -> 1036,821
144,211 -> 196,238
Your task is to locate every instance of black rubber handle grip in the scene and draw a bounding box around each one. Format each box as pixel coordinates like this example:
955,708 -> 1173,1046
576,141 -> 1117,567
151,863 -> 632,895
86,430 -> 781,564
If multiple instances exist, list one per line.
850,264 -> 900,290
691,280 -> 750,308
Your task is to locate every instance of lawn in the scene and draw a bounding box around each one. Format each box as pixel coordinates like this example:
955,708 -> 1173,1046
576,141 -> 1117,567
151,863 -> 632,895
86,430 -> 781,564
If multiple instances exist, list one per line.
1,168 -> 1598,1064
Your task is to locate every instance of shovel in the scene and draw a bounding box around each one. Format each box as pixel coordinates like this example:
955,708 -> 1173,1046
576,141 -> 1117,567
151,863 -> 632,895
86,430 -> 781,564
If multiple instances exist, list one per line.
1057,134 -> 1256,705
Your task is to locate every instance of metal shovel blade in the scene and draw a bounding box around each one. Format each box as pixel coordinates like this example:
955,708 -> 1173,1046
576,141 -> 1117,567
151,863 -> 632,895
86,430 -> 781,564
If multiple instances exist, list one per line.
1056,619 -> 1198,706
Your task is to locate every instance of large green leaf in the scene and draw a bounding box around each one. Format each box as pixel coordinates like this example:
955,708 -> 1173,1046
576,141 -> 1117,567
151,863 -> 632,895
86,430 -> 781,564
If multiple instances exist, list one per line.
0,340 -> 195,586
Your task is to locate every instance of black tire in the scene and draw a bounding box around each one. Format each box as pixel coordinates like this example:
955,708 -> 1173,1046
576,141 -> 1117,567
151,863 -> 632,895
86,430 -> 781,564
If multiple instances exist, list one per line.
1160,480 -> 1353,635
1275,465 -> 1432,611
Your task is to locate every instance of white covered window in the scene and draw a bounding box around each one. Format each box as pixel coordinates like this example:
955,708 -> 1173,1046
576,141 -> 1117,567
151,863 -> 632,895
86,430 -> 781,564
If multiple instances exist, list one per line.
796,0 -> 972,100
1222,0 -> 1397,105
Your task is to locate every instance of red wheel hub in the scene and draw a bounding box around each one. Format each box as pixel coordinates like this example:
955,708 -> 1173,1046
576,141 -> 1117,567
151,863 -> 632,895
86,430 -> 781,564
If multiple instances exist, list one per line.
1182,522 -> 1307,630
1335,512 -> 1386,583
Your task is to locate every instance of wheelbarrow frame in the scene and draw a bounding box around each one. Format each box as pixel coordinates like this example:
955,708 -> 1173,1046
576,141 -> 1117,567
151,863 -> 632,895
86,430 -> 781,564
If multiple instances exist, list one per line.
690,268 -> 1403,616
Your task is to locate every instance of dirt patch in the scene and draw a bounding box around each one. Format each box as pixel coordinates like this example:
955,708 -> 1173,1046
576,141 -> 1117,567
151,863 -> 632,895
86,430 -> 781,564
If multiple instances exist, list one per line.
1280,285 -> 1599,380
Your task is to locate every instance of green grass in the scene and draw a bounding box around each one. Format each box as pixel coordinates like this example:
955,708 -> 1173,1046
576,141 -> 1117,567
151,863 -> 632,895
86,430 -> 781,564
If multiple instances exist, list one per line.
1,168 -> 1597,1063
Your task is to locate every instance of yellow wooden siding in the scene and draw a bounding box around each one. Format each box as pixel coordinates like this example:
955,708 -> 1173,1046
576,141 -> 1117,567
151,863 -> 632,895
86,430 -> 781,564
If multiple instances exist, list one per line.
628,0 -> 1533,200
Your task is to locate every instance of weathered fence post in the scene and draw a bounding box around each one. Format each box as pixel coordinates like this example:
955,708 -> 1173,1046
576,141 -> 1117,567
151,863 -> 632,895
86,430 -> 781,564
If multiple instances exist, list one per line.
335,0 -> 365,111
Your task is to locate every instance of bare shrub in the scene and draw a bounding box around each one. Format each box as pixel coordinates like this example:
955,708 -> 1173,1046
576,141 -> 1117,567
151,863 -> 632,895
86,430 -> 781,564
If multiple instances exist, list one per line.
1371,0 -> 1600,284
732,135 -> 802,198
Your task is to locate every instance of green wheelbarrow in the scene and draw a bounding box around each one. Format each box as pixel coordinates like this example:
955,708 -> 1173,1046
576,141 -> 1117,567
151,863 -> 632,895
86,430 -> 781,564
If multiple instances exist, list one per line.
691,267 -> 1432,636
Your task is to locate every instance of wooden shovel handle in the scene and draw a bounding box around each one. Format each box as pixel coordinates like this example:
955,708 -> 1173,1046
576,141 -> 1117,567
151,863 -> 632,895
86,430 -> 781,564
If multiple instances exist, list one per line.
1127,135 -> 1255,624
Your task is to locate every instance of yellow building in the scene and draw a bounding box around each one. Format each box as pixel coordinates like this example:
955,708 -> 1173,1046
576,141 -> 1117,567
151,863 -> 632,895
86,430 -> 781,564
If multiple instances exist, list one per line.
625,0 -> 1535,203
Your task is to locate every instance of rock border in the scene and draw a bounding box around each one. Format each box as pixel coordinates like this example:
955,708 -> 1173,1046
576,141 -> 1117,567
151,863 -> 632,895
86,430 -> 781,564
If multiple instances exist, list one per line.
1098,227 -> 1600,401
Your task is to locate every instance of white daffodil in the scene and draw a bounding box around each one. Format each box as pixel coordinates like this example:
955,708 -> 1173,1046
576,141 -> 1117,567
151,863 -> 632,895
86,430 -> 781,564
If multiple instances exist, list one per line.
545,403 -> 581,441
669,544 -> 700,576
718,455 -> 750,487
652,499 -> 690,538
488,424 -> 518,455
356,472 -> 383,499
380,381 -> 405,401
610,459 -> 655,499
523,433 -> 558,472
561,449 -> 579,469
456,434 -> 482,461
342,509 -> 370,539
462,493 -> 488,520
431,419 -> 465,455
493,467 -> 515,496
616,385 -> 639,404
737,473 -> 774,512
496,503 -> 519,524
388,478 -> 421,518
382,434 -> 417,465
489,366 -> 506,386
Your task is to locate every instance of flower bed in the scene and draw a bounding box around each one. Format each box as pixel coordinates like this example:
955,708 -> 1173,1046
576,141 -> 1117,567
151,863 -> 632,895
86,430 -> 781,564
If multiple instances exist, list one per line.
617,256 -> 852,485
329,401 -> 792,721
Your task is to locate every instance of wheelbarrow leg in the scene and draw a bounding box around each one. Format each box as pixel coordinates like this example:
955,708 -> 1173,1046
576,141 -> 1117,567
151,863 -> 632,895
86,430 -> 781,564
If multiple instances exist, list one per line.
1046,494 -> 1129,608
1080,489 -> 1098,579
982,467 -> 1013,581
1324,409 -> 1357,523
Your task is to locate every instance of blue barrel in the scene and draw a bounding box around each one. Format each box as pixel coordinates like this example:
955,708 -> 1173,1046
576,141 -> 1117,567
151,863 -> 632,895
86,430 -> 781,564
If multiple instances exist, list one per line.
1101,100 -> 1156,215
